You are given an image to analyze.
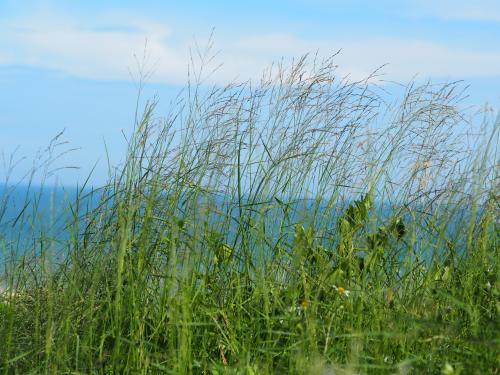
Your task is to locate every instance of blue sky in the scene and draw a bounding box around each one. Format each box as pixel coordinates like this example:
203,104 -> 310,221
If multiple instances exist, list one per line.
1,0 -> 499,185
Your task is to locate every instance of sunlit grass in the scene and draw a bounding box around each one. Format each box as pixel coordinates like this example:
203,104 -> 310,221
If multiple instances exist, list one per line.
0,51 -> 498,374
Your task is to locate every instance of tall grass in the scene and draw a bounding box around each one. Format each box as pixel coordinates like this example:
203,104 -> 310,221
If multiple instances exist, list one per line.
0,51 -> 499,374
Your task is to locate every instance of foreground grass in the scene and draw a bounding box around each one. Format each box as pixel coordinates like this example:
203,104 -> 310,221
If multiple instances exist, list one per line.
1,54 -> 499,374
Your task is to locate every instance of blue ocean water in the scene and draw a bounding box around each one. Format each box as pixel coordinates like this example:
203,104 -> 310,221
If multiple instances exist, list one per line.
0,184 -> 472,266
0,184 -> 102,262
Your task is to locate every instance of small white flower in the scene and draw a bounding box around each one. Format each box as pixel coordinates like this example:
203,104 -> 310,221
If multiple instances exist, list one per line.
333,285 -> 350,297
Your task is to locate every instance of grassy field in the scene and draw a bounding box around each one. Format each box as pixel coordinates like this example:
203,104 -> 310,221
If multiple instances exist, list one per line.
1,54 -> 499,374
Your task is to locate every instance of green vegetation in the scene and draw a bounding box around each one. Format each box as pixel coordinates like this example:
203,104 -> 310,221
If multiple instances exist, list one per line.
1,53 -> 499,374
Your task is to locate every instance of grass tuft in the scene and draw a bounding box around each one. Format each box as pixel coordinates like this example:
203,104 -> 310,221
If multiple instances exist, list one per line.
1,52 -> 499,374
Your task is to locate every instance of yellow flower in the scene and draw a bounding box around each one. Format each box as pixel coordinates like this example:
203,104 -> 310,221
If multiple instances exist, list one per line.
301,299 -> 309,310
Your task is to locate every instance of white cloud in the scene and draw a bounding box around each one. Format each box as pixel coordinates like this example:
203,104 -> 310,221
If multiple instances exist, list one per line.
333,38 -> 500,80
0,12 -> 189,83
1,11 -> 499,86
218,33 -> 500,82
